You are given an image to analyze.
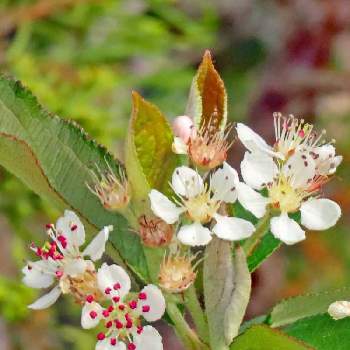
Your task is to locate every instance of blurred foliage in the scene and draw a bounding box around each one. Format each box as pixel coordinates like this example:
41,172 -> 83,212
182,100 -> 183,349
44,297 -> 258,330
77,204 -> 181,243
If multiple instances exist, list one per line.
0,0 -> 350,349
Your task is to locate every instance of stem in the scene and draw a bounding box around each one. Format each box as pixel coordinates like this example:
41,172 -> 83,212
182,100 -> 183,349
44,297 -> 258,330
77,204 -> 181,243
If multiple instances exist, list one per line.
166,299 -> 210,350
242,209 -> 272,257
185,285 -> 209,343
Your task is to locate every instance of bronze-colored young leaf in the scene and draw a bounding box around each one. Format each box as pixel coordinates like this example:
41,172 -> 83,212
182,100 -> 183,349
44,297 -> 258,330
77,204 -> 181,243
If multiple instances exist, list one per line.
186,50 -> 227,132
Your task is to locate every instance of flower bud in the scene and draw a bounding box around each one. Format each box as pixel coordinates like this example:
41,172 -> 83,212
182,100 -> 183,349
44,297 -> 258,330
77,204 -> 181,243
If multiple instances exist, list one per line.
138,215 -> 174,248
158,252 -> 197,293
328,301 -> 350,320
172,115 -> 195,143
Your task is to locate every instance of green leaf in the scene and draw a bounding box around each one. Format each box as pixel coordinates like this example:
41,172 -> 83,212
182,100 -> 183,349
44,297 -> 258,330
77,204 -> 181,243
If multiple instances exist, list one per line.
186,50 -> 227,132
125,91 -> 178,210
285,314 -> 350,350
204,238 -> 250,350
270,287 -> 350,328
247,232 -> 281,272
224,247 -> 252,344
231,325 -> 311,350
0,75 -> 148,280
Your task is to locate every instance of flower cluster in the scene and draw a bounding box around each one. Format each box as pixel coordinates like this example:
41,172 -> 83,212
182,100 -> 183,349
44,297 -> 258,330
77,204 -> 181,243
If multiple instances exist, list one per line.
235,113 -> 342,244
23,211 -> 165,350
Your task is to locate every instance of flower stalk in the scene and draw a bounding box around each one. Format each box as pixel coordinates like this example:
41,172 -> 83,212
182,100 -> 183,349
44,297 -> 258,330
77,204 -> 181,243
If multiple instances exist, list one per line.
242,209 -> 272,257
166,298 -> 210,350
184,285 -> 210,344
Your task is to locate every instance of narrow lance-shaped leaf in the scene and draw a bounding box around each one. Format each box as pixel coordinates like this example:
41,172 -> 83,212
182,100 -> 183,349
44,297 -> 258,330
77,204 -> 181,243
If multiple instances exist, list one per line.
270,287 -> 350,328
0,75 -> 148,281
204,238 -> 250,350
186,50 -> 227,132
224,247 -> 252,344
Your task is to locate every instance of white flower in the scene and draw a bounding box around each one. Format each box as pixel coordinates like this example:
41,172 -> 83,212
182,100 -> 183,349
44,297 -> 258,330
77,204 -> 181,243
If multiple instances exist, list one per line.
149,163 -> 255,246
81,263 -> 165,350
237,151 -> 341,245
328,301 -> 350,320
236,113 -> 342,175
172,115 -> 233,169
22,210 -> 112,309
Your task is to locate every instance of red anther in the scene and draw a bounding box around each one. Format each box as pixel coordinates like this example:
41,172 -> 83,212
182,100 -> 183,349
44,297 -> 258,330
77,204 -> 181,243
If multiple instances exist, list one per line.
55,270 -> 63,278
28,265 -> 32,270
299,130 -> 305,138
113,283 -> 121,290
115,320 -> 124,329
57,235 -> 67,243
105,287 -> 112,295
107,305 -> 114,312
36,247 -> 43,257
138,292 -> 147,300
45,223 -> 53,229
112,296 -> 120,303
137,326 -> 143,335
30,242 -> 36,249
71,224 -> 78,231
105,321 -> 113,328
54,254 -> 64,260
142,305 -> 150,313
125,313 -> 131,321
97,332 -> 105,341
128,343 -> 136,350
118,304 -> 125,311
102,310 -> 110,318
90,311 -> 98,319
126,320 -> 133,329
110,338 -> 117,346
129,300 -> 137,309
86,295 -> 94,303
61,241 -> 67,249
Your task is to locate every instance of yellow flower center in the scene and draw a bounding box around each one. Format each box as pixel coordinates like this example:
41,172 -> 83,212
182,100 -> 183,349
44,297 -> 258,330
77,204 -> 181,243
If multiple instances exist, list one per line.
184,189 -> 219,223
268,175 -> 304,213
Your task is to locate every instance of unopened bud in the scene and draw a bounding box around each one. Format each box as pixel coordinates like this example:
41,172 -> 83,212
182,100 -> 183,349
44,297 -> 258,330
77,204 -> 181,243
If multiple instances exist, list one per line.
172,115 -> 195,144
328,301 -> 350,320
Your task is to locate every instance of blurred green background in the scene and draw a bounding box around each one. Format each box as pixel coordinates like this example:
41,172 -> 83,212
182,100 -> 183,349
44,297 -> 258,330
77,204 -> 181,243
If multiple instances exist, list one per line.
0,0 -> 350,349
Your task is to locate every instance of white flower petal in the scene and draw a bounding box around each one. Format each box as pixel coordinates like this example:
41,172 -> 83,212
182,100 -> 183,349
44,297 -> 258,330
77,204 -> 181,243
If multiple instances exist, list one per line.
283,152 -> 316,189
81,301 -> 103,329
138,285 -> 166,322
133,326 -> 163,350
172,137 -> 188,154
22,261 -> 55,289
97,263 -> 131,299
171,166 -> 204,197
300,198 -> 341,231
212,214 -> 255,241
211,162 -> 238,203
83,226 -> 112,261
236,123 -> 281,158
236,182 -> 269,218
149,190 -> 183,224
28,286 -> 61,310
96,338 -> 126,350
177,223 -> 212,246
271,213 -> 305,245
328,301 -> 350,320
56,210 -> 85,250
240,152 -> 277,190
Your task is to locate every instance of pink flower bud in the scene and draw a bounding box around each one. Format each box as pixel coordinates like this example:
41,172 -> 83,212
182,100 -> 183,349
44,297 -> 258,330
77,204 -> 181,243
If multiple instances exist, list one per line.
172,115 -> 195,143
